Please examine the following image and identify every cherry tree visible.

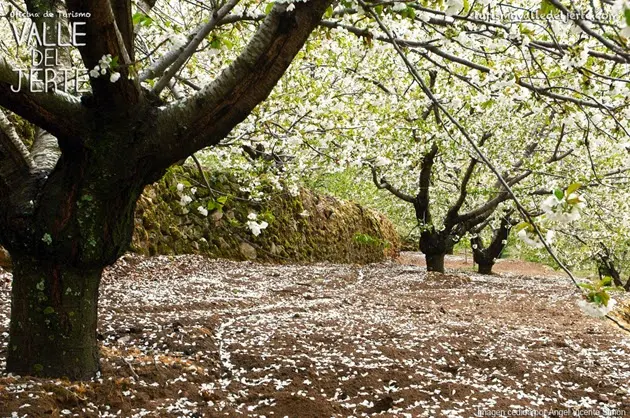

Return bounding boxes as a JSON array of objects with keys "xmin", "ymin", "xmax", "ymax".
[{"xmin": 0, "ymin": 0, "xmax": 332, "ymax": 379}]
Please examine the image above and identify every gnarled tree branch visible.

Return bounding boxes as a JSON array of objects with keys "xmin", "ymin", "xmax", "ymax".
[
  {"xmin": 0, "ymin": 57, "xmax": 87, "ymax": 144},
  {"xmin": 0, "ymin": 111, "xmax": 33, "ymax": 192},
  {"xmin": 371, "ymin": 166, "xmax": 415, "ymax": 203},
  {"xmin": 154, "ymin": 0, "xmax": 333, "ymax": 167}
]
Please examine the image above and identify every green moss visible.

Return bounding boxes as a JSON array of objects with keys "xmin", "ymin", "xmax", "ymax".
[
  {"xmin": 131, "ymin": 165, "xmax": 400, "ymax": 264},
  {"xmin": 6, "ymin": 112, "xmax": 36, "ymax": 149}
]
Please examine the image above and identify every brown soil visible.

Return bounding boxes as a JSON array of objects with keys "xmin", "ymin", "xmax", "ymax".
[
  {"xmin": 397, "ymin": 252, "xmax": 562, "ymax": 277},
  {"xmin": 1, "ymin": 253, "xmax": 629, "ymax": 417}
]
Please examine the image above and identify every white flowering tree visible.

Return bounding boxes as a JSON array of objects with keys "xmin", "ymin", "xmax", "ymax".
[
  {"xmin": 205, "ymin": 0, "xmax": 630, "ymax": 276},
  {"xmin": 0, "ymin": 0, "xmax": 332, "ymax": 379}
]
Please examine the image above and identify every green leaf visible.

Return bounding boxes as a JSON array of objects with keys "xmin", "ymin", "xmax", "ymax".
[
  {"xmin": 600, "ymin": 276, "xmax": 613, "ymax": 286},
  {"xmin": 132, "ymin": 12, "xmax": 146, "ymax": 25},
  {"xmin": 539, "ymin": 0, "xmax": 555, "ymax": 16},
  {"xmin": 625, "ymin": 8, "xmax": 630, "ymax": 26},
  {"xmin": 553, "ymin": 189, "xmax": 564, "ymax": 200},
  {"xmin": 591, "ymin": 293, "xmax": 602, "ymax": 305},
  {"xmin": 132, "ymin": 12, "xmax": 153, "ymax": 27},
  {"xmin": 265, "ymin": 2, "xmax": 274, "ymax": 14},
  {"xmin": 210, "ymin": 36, "xmax": 222, "ymax": 49},
  {"xmin": 566, "ymin": 182, "xmax": 581, "ymax": 196},
  {"xmin": 217, "ymin": 195, "xmax": 228, "ymax": 204},
  {"xmin": 514, "ymin": 222, "xmax": 530, "ymax": 233},
  {"xmin": 325, "ymin": 5, "xmax": 334, "ymax": 18},
  {"xmin": 110, "ymin": 55, "xmax": 120, "ymax": 70}
]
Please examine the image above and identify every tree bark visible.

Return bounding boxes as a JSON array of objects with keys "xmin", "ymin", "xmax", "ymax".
[
  {"xmin": 425, "ymin": 253, "xmax": 445, "ymax": 273},
  {"xmin": 477, "ymin": 262, "xmax": 494, "ymax": 275},
  {"xmin": 7, "ymin": 255, "xmax": 102, "ymax": 379},
  {"xmin": 2, "ymin": 125, "xmax": 146, "ymax": 378}
]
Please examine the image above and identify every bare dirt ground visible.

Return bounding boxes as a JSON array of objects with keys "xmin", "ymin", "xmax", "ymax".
[
  {"xmin": 397, "ymin": 252, "xmax": 563, "ymax": 278},
  {"xmin": 1, "ymin": 253, "xmax": 630, "ymax": 417}
]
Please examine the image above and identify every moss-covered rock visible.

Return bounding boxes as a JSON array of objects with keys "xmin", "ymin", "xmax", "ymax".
[{"xmin": 131, "ymin": 166, "xmax": 400, "ymax": 264}]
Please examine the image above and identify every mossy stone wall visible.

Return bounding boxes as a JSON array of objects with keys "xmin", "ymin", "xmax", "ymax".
[{"xmin": 131, "ymin": 166, "xmax": 400, "ymax": 264}]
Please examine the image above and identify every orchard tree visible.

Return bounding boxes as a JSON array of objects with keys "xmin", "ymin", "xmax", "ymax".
[
  {"xmin": 369, "ymin": 128, "xmax": 573, "ymax": 272},
  {"xmin": 470, "ymin": 213, "xmax": 515, "ymax": 275},
  {"xmin": 0, "ymin": 0, "xmax": 332, "ymax": 379}
]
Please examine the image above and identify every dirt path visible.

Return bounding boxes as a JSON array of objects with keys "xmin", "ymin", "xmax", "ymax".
[{"xmin": 1, "ymin": 254, "xmax": 629, "ymax": 417}]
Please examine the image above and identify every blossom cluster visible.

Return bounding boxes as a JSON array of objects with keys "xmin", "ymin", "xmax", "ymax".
[
  {"xmin": 89, "ymin": 54, "xmax": 121, "ymax": 83},
  {"xmin": 246, "ymin": 213, "xmax": 268, "ymax": 236},
  {"xmin": 541, "ymin": 193, "xmax": 586, "ymax": 224}
]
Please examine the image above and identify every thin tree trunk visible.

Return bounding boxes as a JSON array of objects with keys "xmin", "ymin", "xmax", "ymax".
[{"xmin": 7, "ymin": 255, "xmax": 102, "ymax": 379}]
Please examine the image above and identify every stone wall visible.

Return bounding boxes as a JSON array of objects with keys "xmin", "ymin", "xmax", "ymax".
[{"xmin": 131, "ymin": 166, "xmax": 400, "ymax": 264}]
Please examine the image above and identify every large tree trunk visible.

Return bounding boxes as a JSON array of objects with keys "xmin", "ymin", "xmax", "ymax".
[
  {"xmin": 419, "ymin": 231, "xmax": 450, "ymax": 274},
  {"xmin": 1, "ymin": 132, "xmax": 149, "ymax": 379},
  {"xmin": 425, "ymin": 253, "xmax": 445, "ymax": 273},
  {"xmin": 7, "ymin": 255, "xmax": 102, "ymax": 379}
]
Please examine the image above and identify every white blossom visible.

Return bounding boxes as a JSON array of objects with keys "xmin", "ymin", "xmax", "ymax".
[
  {"xmin": 197, "ymin": 206, "xmax": 208, "ymax": 216},
  {"xmin": 179, "ymin": 195, "xmax": 193, "ymax": 206},
  {"xmin": 89, "ymin": 66, "xmax": 100, "ymax": 78},
  {"xmin": 445, "ymin": 0, "xmax": 463, "ymax": 16},
  {"xmin": 517, "ymin": 228, "xmax": 554, "ymax": 249},
  {"xmin": 577, "ymin": 298, "xmax": 616, "ymax": 318},
  {"xmin": 374, "ymin": 156, "xmax": 391, "ymax": 167},
  {"xmin": 246, "ymin": 220, "xmax": 269, "ymax": 236}
]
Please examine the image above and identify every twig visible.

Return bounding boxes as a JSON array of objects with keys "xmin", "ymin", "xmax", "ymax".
[
  {"xmin": 122, "ymin": 357, "xmax": 140, "ymax": 381},
  {"xmin": 191, "ymin": 154, "xmax": 215, "ymax": 198}
]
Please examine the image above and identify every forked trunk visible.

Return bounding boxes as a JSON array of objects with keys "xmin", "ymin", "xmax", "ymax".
[
  {"xmin": 7, "ymin": 255, "xmax": 102, "ymax": 379},
  {"xmin": 419, "ymin": 230, "xmax": 453, "ymax": 274},
  {"xmin": 471, "ymin": 220, "xmax": 510, "ymax": 276}
]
